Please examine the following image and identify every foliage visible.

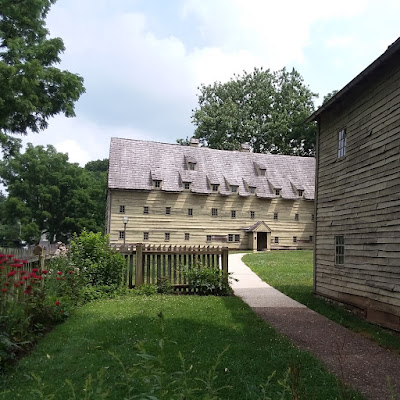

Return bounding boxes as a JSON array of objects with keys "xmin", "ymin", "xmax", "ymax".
[
  {"xmin": 0, "ymin": 0, "xmax": 85, "ymax": 147},
  {"xmin": 243, "ymin": 250, "xmax": 400, "ymax": 354},
  {"xmin": 184, "ymin": 263, "xmax": 233, "ymax": 296},
  {"xmin": 69, "ymin": 230, "xmax": 125, "ymax": 286},
  {"xmin": 322, "ymin": 90, "xmax": 339, "ymax": 104},
  {"xmin": 0, "ymin": 145, "xmax": 106, "ymax": 243},
  {"xmin": 187, "ymin": 67, "xmax": 317, "ymax": 156}
]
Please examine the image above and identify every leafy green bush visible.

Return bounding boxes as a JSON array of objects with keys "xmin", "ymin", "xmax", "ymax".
[
  {"xmin": 69, "ymin": 230, "xmax": 125, "ymax": 286},
  {"xmin": 184, "ymin": 263, "xmax": 233, "ymax": 296}
]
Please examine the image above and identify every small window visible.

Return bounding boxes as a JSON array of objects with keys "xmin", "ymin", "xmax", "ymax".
[
  {"xmin": 338, "ymin": 129, "xmax": 347, "ymax": 158},
  {"xmin": 335, "ymin": 235, "xmax": 345, "ymax": 265},
  {"xmin": 144, "ymin": 206, "xmax": 149, "ymax": 214},
  {"xmin": 212, "ymin": 184, "xmax": 219, "ymax": 192},
  {"xmin": 119, "ymin": 205, "xmax": 125, "ymax": 213},
  {"xmin": 298, "ymin": 190, "xmax": 304, "ymax": 197},
  {"xmin": 188, "ymin": 208, "xmax": 193, "ymax": 216},
  {"xmin": 165, "ymin": 207, "xmax": 171, "ymax": 215},
  {"xmin": 228, "ymin": 234, "xmax": 234, "ymax": 242},
  {"xmin": 274, "ymin": 212, "xmax": 278, "ymax": 220},
  {"xmin": 274, "ymin": 237, "xmax": 279, "ymax": 244},
  {"xmin": 184, "ymin": 182, "xmax": 191, "ymax": 190},
  {"xmin": 250, "ymin": 211, "xmax": 255, "ymax": 219},
  {"xmin": 231, "ymin": 185, "xmax": 238, "ymax": 193},
  {"xmin": 231, "ymin": 210, "xmax": 236, "ymax": 218},
  {"xmin": 154, "ymin": 180, "xmax": 161, "ymax": 188},
  {"xmin": 295, "ymin": 213, "xmax": 299, "ymax": 221},
  {"xmin": 259, "ymin": 169, "xmax": 266, "ymax": 176},
  {"xmin": 119, "ymin": 231, "xmax": 125, "ymax": 240},
  {"xmin": 188, "ymin": 162, "xmax": 196, "ymax": 170},
  {"xmin": 293, "ymin": 236, "xmax": 297, "ymax": 243},
  {"xmin": 275, "ymin": 189, "xmax": 281, "ymax": 196},
  {"xmin": 212, "ymin": 208, "xmax": 218, "ymax": 217},
  {"xmin": 249, "ymin": 186, "xmax": 256, "ymax": 194},
  {"xmin": 143, "ymin": 232, "xmax": 149, "ymax": 241},
  {"xmin": 165, "ymin": 232, "xmax": 170, "ymax": 241},
  {"xmin": 234, "ymin": 234, "xmax": 240, "ymax": 242},
  {"xmin": 185, "ymin": 233, "xmax": 190, "ymax": 241},
  {"xmin": 312, "ymin": 214, "xmax": 315, "ymax": 221},
  {"xmin": 309, "ymin": 235, "xmax": 313, "ymax": 242},
  {"xmin": 206, "ymin": 235, "xmax": 212, "ymax": 242}
]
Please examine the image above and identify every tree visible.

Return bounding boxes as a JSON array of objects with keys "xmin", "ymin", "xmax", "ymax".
[
  {"xmin": 322, "ymin": 90, "xmax": 339, "ymax": 104},
  {"xmin": 0, "ymin": 0, "xmax": 85, "ymax": 146},
  {"xmin": 0, "ymin": 144, "xmax": 103, "ymax": 244},
  {"xmin": 188, "ymin": 67, "xmax": 317, "ymax": 156}
]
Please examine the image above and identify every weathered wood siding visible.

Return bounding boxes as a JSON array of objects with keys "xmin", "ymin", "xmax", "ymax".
[
  {"xmin": 315, "ymin": 51, "xmax": 400, "ymax": 330},
  {"xmin": 108, "ymin": 190, "xmax": 314, "ymax": 250}
]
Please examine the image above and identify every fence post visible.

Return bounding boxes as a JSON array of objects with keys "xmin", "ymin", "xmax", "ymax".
[
  {"xmin": 128, "ymin": 251, "xmax": 134, "ymax": 289},
  {"xmin": 135, "ymin": 243, "xmax": 144, "ymax": 287},
  {"xmin": 222, "ymin": 247, "xmax": 229, "ymax": 282}
]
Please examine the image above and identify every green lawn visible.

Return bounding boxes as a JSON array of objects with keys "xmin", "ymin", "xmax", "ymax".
[
  {"xmin": 1, "ymin": 295, "xmax": 362, "ymax": 400},
  {"xmin": 243, "ymin": 250, "xmax": 400, "ymax": 354}
]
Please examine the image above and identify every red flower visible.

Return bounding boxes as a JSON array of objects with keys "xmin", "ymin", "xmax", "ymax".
[
  {"xmin": 7, "ymin": 270, "xmax": 16, "ymax": 277},
  {"xmin": 55, "ymin": 301, "xmax": 60, "ymax": 306},
  {"xmin": 68, "ymin": 270, "xmax": 74, "ymax": 274},
  {"xmin": 3, "ymin": 282, "xmax": 10, "ymax": 286},
  {"xmin": 7, "ymin": 254, "xmax": 14, "ymax": 258},
  {"xmin": 22, "ymin": 259, "xmax": 28, "ymax": 264},
  {"xmin": 22, "ymin": 276, "xmax": 29, "ymax": 280},
  {"xmin": 1, "ymin": 288, "xmax": 7, "ymax": 293},
  {"xmin": 13, "ymin": 258, "xmax": 20, "ymax": 262},
  {"xmin": 29, "ymin": 272, "xmax": 36, "ymax": 278},
  {"xmin": 36, "ymin": 276, "xmax": 43, "ymax": 280},
  {"xmin": 14, "ymin": 283, "xmax": 20, "ymax": 288},
  {"xmin": 42, "ymin": 270, "xmax": 49, "ymax": 275},
  {"xmin": 24, "ymin": 289, "xmax": 31, "ymax": 294},
  {"xmin": 56, "ymin": 271, "xmax": 63, "ymax": 275},
  {"xmin": 32, "ymin": 268, "xmax": 39, "ymax": 273},
  {"xmin": 56, "ymin": 277, "xmax": 60, "ymax": 280},
  {"xmin": 20, "ymin": 270, "xmax": 27, "ymax": 275},
  {"xmin": 0, "ymin": 266, "xmax": 4, "ymax": 271}
]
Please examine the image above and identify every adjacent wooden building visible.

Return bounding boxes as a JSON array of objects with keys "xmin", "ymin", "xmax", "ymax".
[
  {"xmin": 106, "ymin": 138, "xmax": 315, "ymax": 250},
  {"xmin": 308, "ymin": 38, "xmax": 400, "ymax": 330}
]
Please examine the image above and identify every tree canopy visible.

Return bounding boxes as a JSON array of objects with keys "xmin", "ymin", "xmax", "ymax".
[
  {"xmin": 186, "ymin": 67, "xmax": 317, "ymax": 156},
  {"xmin": 0, "ymin": 145, "xmax": 106, "ymax": 244},
  {"xmin": 0, "ymin": 0, "xmax": 85, "ymax": 146}
]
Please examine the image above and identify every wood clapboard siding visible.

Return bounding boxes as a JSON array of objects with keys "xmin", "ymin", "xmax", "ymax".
[
  {"xmin": 108, "ymin": 190, "xmax": 314, "ymax": 250},
  {"xmin": 314, "ymin": 48, "xmax": 400, "ymax": 329}
]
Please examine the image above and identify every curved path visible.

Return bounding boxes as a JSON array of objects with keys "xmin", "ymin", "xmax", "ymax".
[{"xmin": 229, "ymin": 253, "xmax": 400, "ymax": 400}]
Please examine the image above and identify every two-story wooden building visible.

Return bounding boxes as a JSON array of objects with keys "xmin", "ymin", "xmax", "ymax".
[
  {"xmin": 106, "ymin": 138, "xmax": 315, "ymax": 250},
  {"xmin": 308, "ymin": 37, "xmax": 400, "ymax": 330}
]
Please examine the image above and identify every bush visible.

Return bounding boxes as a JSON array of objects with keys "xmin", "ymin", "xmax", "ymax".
[
  {"xmin": 69, "ymin": 230, "xmax": 125, "ymax": 286},
  {"xmin": 184, "ymin": 263, "xmax": 233, "ymax": 296}
]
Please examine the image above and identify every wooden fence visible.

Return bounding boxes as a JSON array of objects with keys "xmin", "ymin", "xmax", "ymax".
[{"xmin": 114, "ymin": 244, "xmax": 229, "ymax": 290}]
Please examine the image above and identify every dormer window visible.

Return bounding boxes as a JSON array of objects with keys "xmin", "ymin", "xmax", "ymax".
[
  {"xmin": 212, "ymin": 184, "xmax": 219, "ymax": 192},
  {"xmin": 188, "ymin": 162, "xmax": 196, "ymax": 171},
  {"xmin": 259, "ymin": 168, "xmax": 266, "ymax": 176},
  {"xmin": 249, "ymin": 186, "xmax": 256, "ymax": 194},
  {"xmin": 275, "ymin": 189, "xmax": 281, "ymax": 196},
  {"xmin": 298, "ymin": 189, "xmax": 304, "ymax": 197},
  {"xmin": 154, "ymin": 180, "xmax": 162, "ymax": 188},
  {"xmin": 184, "ymin": 182, "xmax": 191, "ymax": 190},
  {"xmin": 231, "ymin": 185, "xmax": 238, "ymax": 193}
]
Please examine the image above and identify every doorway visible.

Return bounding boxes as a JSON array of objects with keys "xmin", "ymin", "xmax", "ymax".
[{"xmin": 257, "ymin": 232, "xmax": 268, "ymax": 251}]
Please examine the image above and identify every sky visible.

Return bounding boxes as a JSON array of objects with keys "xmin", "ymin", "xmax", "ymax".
[{"xmin": 18, "ymin": 0, "xmax": 400, "ymax": 166}]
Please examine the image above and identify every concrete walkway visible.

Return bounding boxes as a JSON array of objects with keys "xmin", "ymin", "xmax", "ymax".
[{"xmin": 229, "ymin": 253, "xmax": 400, "ymax": 400}]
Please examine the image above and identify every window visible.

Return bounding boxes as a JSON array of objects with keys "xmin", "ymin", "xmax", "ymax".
[
  {"xmin": 154, "ymin": 180, "xmax": 161, "ymax": 188},
  {"xmin": 185, "ymin": 233, "xmax": 190, "ymax": 241},
  {"xmin": 249, "ymin": 186, "xmax": 256, "ymax": 194},
  {"xmin": 338, "ymin": 129, "xmax": 347, "ymax": 158},
  {"xmin": 165, "ymin": 232, "xmax": 170, "ymax": 241},
  {"xmin": 309, "ymin": 235, "xmax": 313, "ymax": 242},
  {"xmin": 250, "ymin": 211, "xmax": 255, "ymax": 219},
  {"xmin": 143, "ymin": 206, "xmax": 149, "ymax": 214},
  {"xmin": 259, "ymin": 168, "xmax": 266, "ymax": 176},
  {"xmin": 143, "ymin": 232, "xmax": 149, "ymax": 241},
  {"xmin": 212, "ymin": 184, "xmax": 219, "ymax": 192},
  {"xmin": 275, "ymin": 189, "xmax": 281, "ymax": 196},
  {"xmin": 184, "ymin": 182, "xmax": 191, "ymax": 190},
  {"xmin": 165, "ymin": 207, "xmax": 171, "ymax": 215},
  {"xmin": 293, "ymin": 236, "xmax": 297, "ymax": 243},
  {"xmin": 212, "ymin": 208, "xmax": 218, "ymax": 217},
  {"xmin": 295, "ymin": 213, "xmax": 299, "ymax": 221},
  {"xmin": 206, "ymin": 235, "xmax": 212, "ymax": 242},
  {"xmin": 228, "ymin": 234, "xmax": 234, "ymax": 242},
  {"xmin": 188, "ymin": 162, "xmax": 196, "ymax": 170},
  {"xmin": 188, "ymin": 208, "xmax": 193, "ymax": 216},
  {"xmin": 234, "ymin": 234, "xmax": 240, "ymax": 242},
  {"xmin": 119, "ymin": 205, "xmax": 125, "ymax": 213},
  {"xmin": 231, "ymin": 210, "xmax": 236, "ymax": 218},
  {"xmin": 119, "ymin": 231, "xmax": 125, "ymax": 240},
  {"xmin": 335, "ymin": 235, "xmax": 345, "ymax": 265},
  {"xmin": 298, "ymin": 190, "xmax": 304, "ymax": 197},
  {"xmin": 231, "ymin": 185, "xmax": 238, "ymax": 193},
  {"xmin": 274, "ymin": 237, "xmax": 279, "ymax": 244},
  {"xmin": 274, "ymin": 212, "xmax": 278, "ymax": 220}
]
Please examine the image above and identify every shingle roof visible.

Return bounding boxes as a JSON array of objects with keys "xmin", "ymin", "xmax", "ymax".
[{"xmin": 108, "ymin": 138, "xmax": 315, "ymax": 200}]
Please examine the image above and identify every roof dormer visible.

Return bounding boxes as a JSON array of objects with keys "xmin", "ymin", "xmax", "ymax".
[{"xmin": 254, "ymin": 162, "xmax": 267, "ymax": 177}]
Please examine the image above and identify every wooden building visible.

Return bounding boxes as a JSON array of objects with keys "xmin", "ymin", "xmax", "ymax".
[
  {"xmin": 307, "ymin": 38, "xmax": 400, "ymax": 330},
  {"xmin": 106, "ymin": 138, "xmax": 315, "ymax": 250}
]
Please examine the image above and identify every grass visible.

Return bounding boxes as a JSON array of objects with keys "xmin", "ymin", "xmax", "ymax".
[
  {"xmin": 243, "ymin": 250, "xmax": 400, "ymax": 354},
  {"xmin": 0, "ymin": 294, "xmax": 363, "ymax": 399}
]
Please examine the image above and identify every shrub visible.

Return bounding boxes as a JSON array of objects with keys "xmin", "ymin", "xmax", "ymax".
[{"xmin": 69, "ymin": 230, "xmax": 125, "ymax": 286}]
